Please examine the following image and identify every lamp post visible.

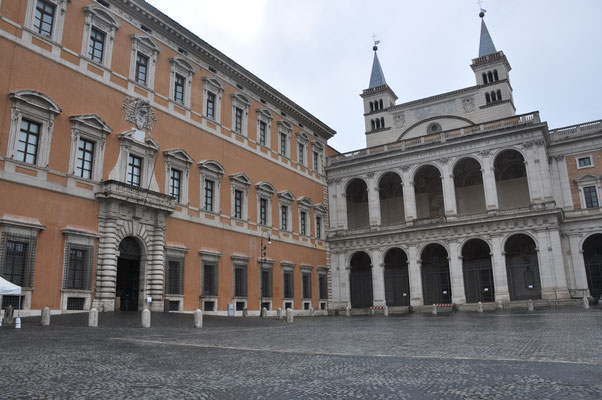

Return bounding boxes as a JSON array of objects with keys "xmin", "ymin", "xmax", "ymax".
[{"xmin": 259, "ymin": 230, "xmax": 271, "ymax": 314}]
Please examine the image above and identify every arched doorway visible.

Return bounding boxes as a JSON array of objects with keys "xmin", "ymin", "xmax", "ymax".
[
  {"xmin": 505, "ymin": 234, "xmax": 542, "ymax": 300},
  {"xmin": 583, "ymin": 234, "xmax": 602, "ymax": 300},
  {"xmin": 454, "ymin": 158, "xmax": 486, "ymax": 214},
  {"xmin": 379, "ymin": 172, "xmax": 404, "ymax": 225},
  {"xmin": 414, "ymin": 166, "xmax": 444, "ymax": 218},
  {"xmin": 494, "ymin": 150, "xmax": 530, "ymax": 209},
  {"xmin": 116, "ymin": 237, "xmax": 142, "ymax": 311},
  {"xmin": 421, "ymin": 244, "xmax": 451, "ymax": 304},
  {"xmin": 346, "ymin": 179, "xmax": 369, "ymax": 230},
  {"xmin": 384, "ymin": 248, "xmax": 410, "ymax": 306},
  {"xmin": 349, "ymin": 252, "xmax": 373, "ymax": 308},
  {"xmin": 462, "ymin": 239, "xmax": 495, "ymax": 303}
]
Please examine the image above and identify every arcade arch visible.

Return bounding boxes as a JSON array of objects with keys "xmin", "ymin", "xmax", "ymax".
[
  {"xmin": 494, "ymin": 150, "xmax": 530, "ymax": 209},
  {"xmin": 346, "ymin": 179, "xmax": 369, "ymax": 229},
  {"xmin": 505, "ymin": 234, "xmax": 542, "ymax": 300},
  {"xmin": 453, "ymin": 158, "xmax": 486, "ymax": 214},
  {"xmin": 414, "ymin": 165, "xmax": 444, "ymax": 218},
  {"xmin": 384, "ymin": 248, "xmax": 410, "ymax": 306},
  {"xmin": 379, "ymin": 172, "xmax": 405, "ymax": 225},
  {"xmin": 420, "ymin": 243, "xmax": 451, "ymax": 304},
  {"xmin": 583, "ymin": 234, "xmax": 602, "ymax": 300},
  {"xmin": 349, "ymin": 251, "xmax": 373, "ymax": 308},
  {"xmin": 462, "ymin": 239, "xmax": 494, "ymax": 303}
]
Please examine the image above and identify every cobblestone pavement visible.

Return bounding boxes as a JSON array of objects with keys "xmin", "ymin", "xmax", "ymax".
[{"xmin": 0, "ymin": 308, "xmax": 601, "ymax": 399}]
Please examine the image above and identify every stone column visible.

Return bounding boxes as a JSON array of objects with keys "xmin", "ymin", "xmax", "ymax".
[
  {"xmin": 407, "ymin": 245, "xmax": 423, "ymax": 306},
  {"xmin": 331, "ymin": 252, "xmax": 350, "ymax": 309},
  {"xmin": 441, "ymin": 162, "xmax": 457, "ymax": 217},
  {"xmin": 568, "ymin": 234, "xmax": 589, "ymax": 292},
  {"xmin": 366, "ymin": 174, "xmax": 381, "ymax": 227},
  {"xmin": 338, "ymin": 183, "xmax": 348, "ymax": 231},
  {"xmin": 536, "ymin": 142, "xmax": 554, "ymax": 201},
  {"xmin": 147, "ymin": 215, "xmax": 167, "ymax": 312},
  {"xmin": 536, "ymin": 229, "xmax": 557, "ymax": 299},
  {"xmin": 93, "ymin": 206, "xmax": 120, "ymax": 312},
  {"xmin": 524, "ymin": 144, "xmax": 543, "ymax": 203},
  {"xmin": 448, "ymin": 241, "xmax": 466, "ymax": 304},
  {"xmin": 491, "ymin": 235, "xmax": 510, "ymax": 301},
  {"xmin": 370, "ymin": 248, "xmax": 385, "ymax": 306},
  {"xmin": 401, "ymin": 169, "xmax": 416, "ymax": 222},
  {"xmin": 480, "ymin": 151, "xmax": 499, "ymax": 211},
  {"xmin": 547, "ymin": 229, "xmax": 570, "ymax": 299}
]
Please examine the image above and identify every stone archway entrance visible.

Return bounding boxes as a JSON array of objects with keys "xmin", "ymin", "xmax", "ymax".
[
  {"xmin": 384, "ymin": 248, "xmax": 410, "ymax": 306},
  {"xmin": 462, "ymin": 239, "xmax": 495, "ymax": 303},
  {"xmin": 116, "ymin": 237, "xmax": 141, "ymax": 311},
  {"xmin": 583, "ymin": 234, "xmax": 602, "ymax": 300},
  {"xmin": 505, "ymin": 234, "xmax": 542, "ymax": 300},
  {"xmin": 421, "ymin": 244, "xmax": 451, "ymax": 304},
  {"xmin": 349, "ymin": 252, "xmax": 373, "ymax": 308}
]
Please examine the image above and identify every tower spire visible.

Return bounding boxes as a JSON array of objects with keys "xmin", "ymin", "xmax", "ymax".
[
  {"xmin": 478, "ymin": 9, "xmax": 497, "ymax": 57},
  {"xmin": 368, "ymin": 39, "xmax": 386, "ymax": 88}
]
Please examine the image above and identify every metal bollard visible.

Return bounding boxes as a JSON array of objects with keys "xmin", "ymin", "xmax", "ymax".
[
  {"xmin": 432, "ymin": 304, "xmax": 438, "ymax": 315},
  {"xmin": 41, "ymin": 306, "xmax": 51, "ymax": 326},
  {"xmin": 15, "ymin": 317, "xmax": 21, "ymax": 329},
  {"xmin": 286, "ymin": 308, "xmax": 294, "ymax": 323},
  {"xmin": 527, "ymin": 299, "xmax": 534, "ymax": 312},
  {"xmin": 141, "ymin": 307, "xmax": 151, "ymax": 328},
  {"xmin": 583, "ymin": 295, "xmax": 590, "ymax": 310},
  {"xmin": 88, "ymin": 308, "xmax": 98, "ymax": 327},
  {"xmin": 477, "ymin": 301, "xmax": 483, "ymax": 313},
  {"xmin": 194, "ymin": 309, "xmax": 203, "ymax": 328}
]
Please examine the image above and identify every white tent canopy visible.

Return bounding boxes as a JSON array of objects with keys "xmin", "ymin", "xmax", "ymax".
[{"xmin": 0, "ymin": 276, "xmax": 21, "ymax": 295}]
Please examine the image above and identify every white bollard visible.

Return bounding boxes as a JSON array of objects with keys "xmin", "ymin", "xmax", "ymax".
[
  {"xmin": 41, "ymin": 306, "xmax": 51, "ymax": 326},
  {"xmin": 15, "ymin": 317, "xmax": 21, "ymax": 329},
  {"xmin": 88, "ymin": 308, "xmax": 98, "ymax": 327},
  {"xmin": 432, "ymin": 304, "xmax": 438, "ymax": 315},
  {"xmin": 277, "ymin": 308, "xmax": 282, "ymax": 320},
  {"xmin": 345, "ymin": 304, "xmax": 351, "ymax": 317},
  {"xmin": 242, "ymin": 308, "xmax": 248, "ymax": 318},
  {"xmin": 194, "ymin": 309, "xmax": 203, "ymax": 328},
  {"xmin": 497, "ymin": 300, "xmax": 504, "ymax": 311},
  {"xmin": 286, "ymin": 308, "xmax": 294, "ymax": 323},
  {"xmin": 384, "ymin": 306, "xmax": 389, "ymax": 317},
  {"xmin": 369, "ymin": 307, "xmax": 375, "ymax": 316},
  {"xmin": 261, "ymin": 307, "xmax": 268, "ymax": 318},
  {"xmin": 477, "ymin": 301, "xmax": 483, "ymax": 313},
  {"xmin": 141, "ymin": 307, "xmax": 151, "ymax": 328},
  {"xmin": 0, "ymin": 316, "xmax": 3, "ymax": 327},
  {"xmin": 583, "ymin": 295, "xmax": 590, "ymax": 310},
  {"xmin": 527, "ymin": 299, "xmax": 534, "ymax": 312},
  {"xmin": 310, "ymin": 307, "xmax": 315, "ymax": 317}
]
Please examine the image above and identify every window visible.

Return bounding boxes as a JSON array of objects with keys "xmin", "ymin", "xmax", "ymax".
[
  {"xmin": 207, "ymin": 92, "xmax": 216, "ymax": 119},
  {"xmin": 427, "ymin": 122, "xmax": 442, "ymax": 134},
  {"xmin": 34, "ymin": 0, "xmax": 55, "ymax": 37},
  {"xmin": 256, "ymin": 181, "xmax": 276, "ymax": 227},
  {"xmin": 68, "ymin": 114, "xmax": 111, "ymax": 182},
  {"xmin": 280, "ymin": 133, "xmax": 288, "ymax": 157},
  {"xmin": 17, "ymin": 119, "xmax": 40, "ymax": 165},
  {"xmin": 170, "ymin": 57, "xmax": 196, "ymax": 107},
  {"xmin": 203, "ymin": 263, "xmax": 218, "ymax": 296},
  {"xmin": 174, "ymin": 74, "xmax": 185, "ymax": 104},
  {"xmin": 88, "ymin": 27, "xmax": 105, "ymax": 63},
  {"xmin": 256, "ymin": 109, "xmax": 273, "ymax": 148},
  {"xmin": 81, "ymin": 6, "xmax": 120, "ymax": 68},
  {"xmin": 233, "ymin": 263, "xmax": 247, "ymax": 297},
  {"xmin": 135, "ymin": 53, "xmax": 149, "ymax": 85},
  {"xmin": 260, "ymin": 198, "xmax": 268, "ymax": 225},
  {"xmin": 127, "ymin": 155, "xmax": 142, "ymax": 187},
  {"xmin": 165, "ymin": 259, "xmax": 184, "ymax": 295},
  {"xmin": 231, "ymin": 93, "xmax": 251, "ymax": 136},
  {"xmin": 577, "ymin": 156, "xmax": 593, "ymax": 169},
  {"xmin": 170, "ymin": 169, "xmax": 181, "ymax": 202},
  {"xmin": 319, "ymin": 272, "xmax": 328, "ymax": 300},
  {"xmin": 485, "ymin": 92, "xmax": 491, "ymax": 103},
  {"xmin": 302, "ymin": 270, "xmax": 312, "ymax": 299},
  {"xmin": 313, "ymin": 151, "xmax": 319, "ymax": 172},
  {"xmin": 199, "ymin": 160, "xmax": 225, "ymax": 214},
  {"xmin": 205, "ymin": 180, "xmax": 214, "ymax": 211},
  {"xmin": 164, "ymin": 149, "xmax": 193, "ymax": 206},
  {"xmin": 75, "ymin": 139, "xmax": 94, "ymax": 179},
  {"xmin": 230, "ymin": 173, "xmax": 252, "ymax": 221},
  {"xmin": 234, "ymin": 189, "xmax": 243, "ymax": 219},
  {"xmin": 7, "ymin": 90, "xmax": 61, "ymax": 170},
  {"xmin": 314, "ymin": 203, "xmax": 327, "ymax": 240},
  {"xmin": 584, "ymin": 186, "xmax": 599, "ymax": 208},
  {"xmin": 300, "ymin": 211, "xmax": 307, "ymax": 235},
  {"xmin": 278, "ymin": 190, "xmax": 295, "ymax": 232},
  {"xmin": 298, "ymin": 143, "xmax": 305, "ymax": 165},
  {"xmin": 297, "ymin": 197, "xmax": 312, "ymax": 236},
  {"xmin": 1, "ymin": 231, "xmax": 38, "ymax": 289},
  {"xmin": 283, "ymin": 268, "xmax": 294, "ymax": 299},
  {"xmin": 281, "ymin": 205, "xmax": 288, "ymax": 231},
  {"xmin": 129, "ymin": 35, "xmax": 161, "ymax": 89},
  {"xmin": 278, "ymin": 120, "xmax": 293, "ymax": 158},
  {"xmin": 316, "ymin": 216, "xmax": 322, "ymax": 239},
  {"xmin": 64, "ymin": 246, "xmax": 93, "ymax": 290},
  {"xmin": 203, "ymin": 77, "xmax": 225, "ymax": 122},
  {"xmin": 261, "ymin": 265, "xmax": 272, "ymax": 298}
]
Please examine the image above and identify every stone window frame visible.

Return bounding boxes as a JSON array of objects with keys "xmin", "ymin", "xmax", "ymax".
[
  {"xmin": 80, "ymin": 6, "xmax": 120, "ymax": 69},
  {"xmin": 255, "ymin": 181, "xmax": 276, "ymax": 227},
  {"xmin": 301, "ymin": 265, "xmax": 312, "ymax": 300},
  {"xmin": 0, "ymin": 215, "xmax": 45, "ymax": 312},
  {"xmin": 576, "ymin": 155, "xmax": 594, "ymax": 170},
  {"xmin": 198, "ymin": 160, "xmax": 225, "ymax": 214},
  {"xmin": 67, "ymin": 114, "xmax": 112, "ymax": 183},
  {"xmin": 278, "ymin": 190, "xmax": 295, "ymax": 232},
  {"xmin": 229, "ymin": 173, "xmax": 252, "ymax": 221},
  {"xmin": 231, "ymin": 93, "xmax": 251, "ymax": 137},
  {"xmin": 318, "ymin": 267, "xmax": 328, "ymax": 301},
  {"xmin": 281, "ymin": 262, "xmax": 295, "ymax": 301},
  {"xmin": 259, "ymin": 259, "xmax": 274, "ymax": 307},
  {"xmin": 129, "ymin": 35, "xmax": 161, "ymax": 90},
  {"xmin": 169, "ymin": 56, "xmax": 196, "ymax": 108},
  {"xmin": 297, "ymin": 196, "xmax": 313, "ymax": 237},
  {"xmin": 311, "ymin": 141, "xmax": 325, "ymax": 174},
  {"xmin": 575, "ymin": 174, "xmax": 602, "ymax": 209},
  {"xmin": 108, "ymin": 130, "xmax": 160, "ymax": 191},
  {"xmin": 277, "ymin": 120, "xmax": 293, "ymax": 158},
  {"xmin": 202, "ymin": 76, "xmax": 225, "ymax": 122},
  {"xmin": 296, "ymin": 132, "xmax": 310, "ymax": 167},
  {"xmin": 24, "ymin": 0, "xmax": 69, "ymax": 44},
  {"xmin": 231, "ymin": 255, "xmax": 249, "ymax": 300},
  {"xmin": 163, "ymin": 149, "xmax": 194, "ymax": 206},
  {"xmin": 6, "ymin": 90, "xmax": 62, "ymax": 171},
  {"xmin": 164, "ymin": 245, "xmax": 188, "ymax": 312},
  {"xmin": 256, "ymin": 108, "xmax": 273, "ymax": 148},
  {"xmin": 313, "ymin": 203, "xmax": 327, "ymax": 240},
  {"xmin": 60, "ymin": 226, "xmax": 98, "ymax": 311},
  {"xmin": 199, "ymin": 249, "xmax": 221, "ymax": 307}
]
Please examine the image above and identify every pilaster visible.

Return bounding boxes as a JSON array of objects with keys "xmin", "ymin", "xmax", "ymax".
[
  {"xmin": 366, "ymin": 174, "xmax": 381, "ymax": 227},
  {"xmin": 370, "ymin": 248, "xmax": 385, "ymax": 306},
  {"xmin": 448, "ymin": 241, "xmax": 466, "ymax": 304},
  {"xmin": 568, "ymin": 234, "xmax": 589, "ymax": 291},
  {"xmin": 491, "ymin": 235, "xmax": 510, "ymax": 301},
  {"xmin": 480, "ymin": 151, "xmax": 499, "ymax": 210},
  {"xmin": 407, "ymin": 245, "xmax": 423, "ymax": 306},
  {"xmin": 401, "ymin": 169, "xmax": 417, "ymax": 221},
  {"xmin": 441, "ymin": 163, "xmax": 457, "ymax": 216}
]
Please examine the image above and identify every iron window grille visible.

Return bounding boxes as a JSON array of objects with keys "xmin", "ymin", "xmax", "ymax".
[
  {"xmin": 67, "ymin": 297, "xmax": 85, "ymax": 311},
  {"xmin": 76, "ymin": 139, "xmax": 94, "ymax": 179},
  {"xmin": 1, "ymin": 295, "xmax": 24, "ymax": 310},
  {"xmin": 34, "ymin": 0, "xmax": 55, "ymax": 37},
  {"xmin": 203, "ymin": 263, "xmax": 218, "ymax": 296},
  {"xmin": 1, "ymin": 232, "xmax": 37, "ymax": 288},
  {"xmin": 302, "ymin": 272, "xmax": 312, "ymax": 299},
  {"xmin": 233, "ymin": 264, "xmax": 247, "ymax": 297},
  {"xmin": 135, "ymin": 53, "xmax": 149, "ymax": 85},
  {"xmin": 88, "ymin": 27, "xmax": 105, "ymax": 63},
  {"xmin": 17, "ymin": 119, "xmax": 40, "ymax": 165},
  {"xmin": 165, "ymin": 258, "xmax": 184, "ymax": 295},
  {"xmin": 319, "ymin": 274, "xmax": 328, "ymax": 300},
  {"xmin": 283, "ymin": 270, "xmax": 294, "ymax": 299},
  {"xmin": 261, "ymin": 266, "xmax": 272, "ymax": 298},
  {"xmin": 63, "ymin": 244, "xmax": 94, "ymax": 290}
]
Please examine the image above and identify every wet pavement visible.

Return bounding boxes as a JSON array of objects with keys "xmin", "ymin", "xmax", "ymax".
[{"xmin": 0, "ymin": 308, "xmax": 601, "ymax": 399}]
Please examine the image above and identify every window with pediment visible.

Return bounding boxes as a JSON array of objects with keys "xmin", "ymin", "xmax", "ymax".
[
  {"xmin": 203, "ymin": 76, "xmax": 225, "ymax": 122},
  {"xmin": 278, "ymin": 120, "xmax": 292, "ymax": 158},
  {"xmin": 230, "ymin": 173, "xmax": 252, "ymax": 221},
  {"xmin": 575, "ymin": 174, "xmax": 602, "ymax": 210},
  {"xmin": 107, "ymin": 130, "xmax": 159, "ymax": 191},
  {"xmin": 231, "ymin": 93, "xmax": 251, "ymax": 136},
  {"xmin": 311, "ymin": 141, "xmax": 324, "ymax": 174},
  {"xmin": 256, "ymin": 108, "xmax": 273, "ymax": 148},
  {"xmin": 278, "ymin": 190, "xmax": 295, "ymax": 232},
  {"xmin": 24, "ymin": 0, "xmax": 69, "ymax": 43},
  {"xmin": 80, "ymin": 6, "xmax": 120, "ymax": 68},
  {"xmin": 68, "ymin": 114, "xmax": 112, "ymax": 182},
  {"xmin": 296, "ymin": 132, "xmax": 309, "ymax": 167},
  {"xmin": 164, "ymin": 149, "xmax": 193, "ymax": 205},
  {"xmin": 313, "ymin": 203, "xmax": 327, "ymax": 240},
  {"xmin": 198, "ymin": 160, "xmax": 225, "ymax": 214},
  {"xmin": 256, "ymin": 182, "xmax": 276, "ymax": 227},
  {"xmin": 297, "ymin": 197, "xmax": 313, "ymax": 236},
  {"xmin": 169, "ymin": 57, "xmax": 196, "ymax": 107},
  {"xmin": 129, "ymin": 35, "xmax": 160, "ymax": 89}
]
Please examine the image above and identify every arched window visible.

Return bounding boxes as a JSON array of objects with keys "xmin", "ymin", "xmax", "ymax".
[
  {"xmin": 491, "ymin": 91, "xmax": 497, "ymax": 102},
  {"xmin": 487, "ymin": 71, "xmax": 493, "ymax": 83},
  {"xmin": 379, "ymin": 99, "xmax": 383, "ymax": 110},
  {"xmin": 369, "ymin": 101, "xmax": 374, "ymax": 112},
  {"xmin": 485, "ymin": 93, "xmax": 491, "ymax": 103},
  {"xmin": 482, "ymin": 73, "xmax": 488, "ymax": 84},
  {"xmin": 375, "ymin": 119, "xmax": 381, "ymax": 129},
  {"xmin": 380, "ymin": 117, "xmax": 385, "ymax": 128},
  {"xmin": 493, "ymin": 70, "xmax": 499, "ymax": 81},
  {"xmin": 371, "ymin": 120, "xmax": 375, "ymax": 130},
  {"xmin": 496, "ymin": 90, "xmax": 502, "ymax": 101}
]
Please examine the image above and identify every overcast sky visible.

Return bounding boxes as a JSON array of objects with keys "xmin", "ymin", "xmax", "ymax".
[{"xmin": 146, "ymin": 0, "xmax": 602, "ymax": 154}]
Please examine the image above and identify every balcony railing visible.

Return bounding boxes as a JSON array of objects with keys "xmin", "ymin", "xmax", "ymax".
[
  {"xmin": 96, "ymin": 180, "xmax": 176, "ymax": 212},
  {"xmin": 548, "ymin": 119, "xmax": 602, "ymax": 141},
  {"xmin": 328, "ymin": 112, "xmax": 541, "ymax": 166}
]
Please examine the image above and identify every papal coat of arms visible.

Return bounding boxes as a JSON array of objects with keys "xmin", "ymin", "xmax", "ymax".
[
  {"xmin": 462, "ymin": 96, "xmax": 475, "ymax": 113},
  {"xmin": 393, "ymin": 112, "xmax": 405, "ymax": 128},
  {"xmin": 122, "ymin": 96, "xmax": 157, "ymax": 131}
]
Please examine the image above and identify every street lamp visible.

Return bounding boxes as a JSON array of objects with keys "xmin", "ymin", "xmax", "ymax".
[{"xmin": 259, "ymin": 230, "xmax": 271, "ymax": 315}]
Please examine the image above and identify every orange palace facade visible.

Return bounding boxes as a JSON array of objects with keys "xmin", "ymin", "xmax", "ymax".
[{"xmin": 0, "ymin": 0, "xmax": 336, "ymax": 315}]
